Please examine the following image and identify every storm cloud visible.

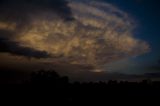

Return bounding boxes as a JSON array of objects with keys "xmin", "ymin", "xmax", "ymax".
[
  {"xmin": 0, "ymin": 0, "xmax": 73, "ymax": 22},
  {"xmin": 0, "ymin": 0, "xmax": 150, "ymax": 71},
  {"xmin": 0, "ymin": 30, "xmax": 50, "ymax": 58},
  {"xmin": 0, "ymin": 0, "xmax": 72, "ymax": 58}
]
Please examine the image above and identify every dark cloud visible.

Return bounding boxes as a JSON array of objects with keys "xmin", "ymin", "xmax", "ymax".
[
  {"xmin": 0, "ymin": 0, "xmax": 74, "ymax": 22},
  {"xmin": 0, "ymin": 0, "xmax": 74, "ymax": 58},
  {"xmin": 0, "ymin": 38, "xmax": 51, "ymax": 58},
  {"xmin": 0, "ymin": 30, "xmax": 50, "ymax": 58}
]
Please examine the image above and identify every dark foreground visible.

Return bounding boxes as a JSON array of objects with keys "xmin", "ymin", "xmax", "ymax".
[{"xmin": 1, "ymin": 70, "xmax": 160, "ymax": 104}]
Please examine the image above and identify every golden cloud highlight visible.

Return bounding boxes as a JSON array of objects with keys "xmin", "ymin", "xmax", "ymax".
[{"xmin": 11, "ymin": 0, "xmax": 150, "ymax": 71}]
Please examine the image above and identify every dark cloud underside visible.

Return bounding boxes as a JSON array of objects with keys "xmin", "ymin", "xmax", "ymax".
[
  {"xmin": 0, "ymin": 0, "xmax": 73, "ymax": 21},
  {"xmin": 0, "ymin": 0, "xmax": 73, "ymax": 58},
  {"xmin": 0, "ymin": 33, "xmax": 50, "ymax": 58}
]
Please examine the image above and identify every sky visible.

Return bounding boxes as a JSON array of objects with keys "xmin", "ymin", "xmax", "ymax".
[
  {"xmin": 0, "ymin": 0, "xmax": 160, "ymax": 82},
  {"xmin": 104, "ymin": 0, "xmax": 160, "ymax": 74}
]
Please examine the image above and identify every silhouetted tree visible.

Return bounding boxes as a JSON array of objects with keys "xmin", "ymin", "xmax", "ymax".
[{"xmin": 30, "ymin": 70, "xmax": 69, "ymax": 87}]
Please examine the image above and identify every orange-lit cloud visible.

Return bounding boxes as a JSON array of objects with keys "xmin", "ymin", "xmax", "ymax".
[{"xmin": 0, "ymin": 0, "xmax": 150, "ymax": 71}]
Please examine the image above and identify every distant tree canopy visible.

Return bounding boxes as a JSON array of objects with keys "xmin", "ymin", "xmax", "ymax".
[{"xmin": 30, "ymin": 70, "xmax": 69, "ymax": 86}]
